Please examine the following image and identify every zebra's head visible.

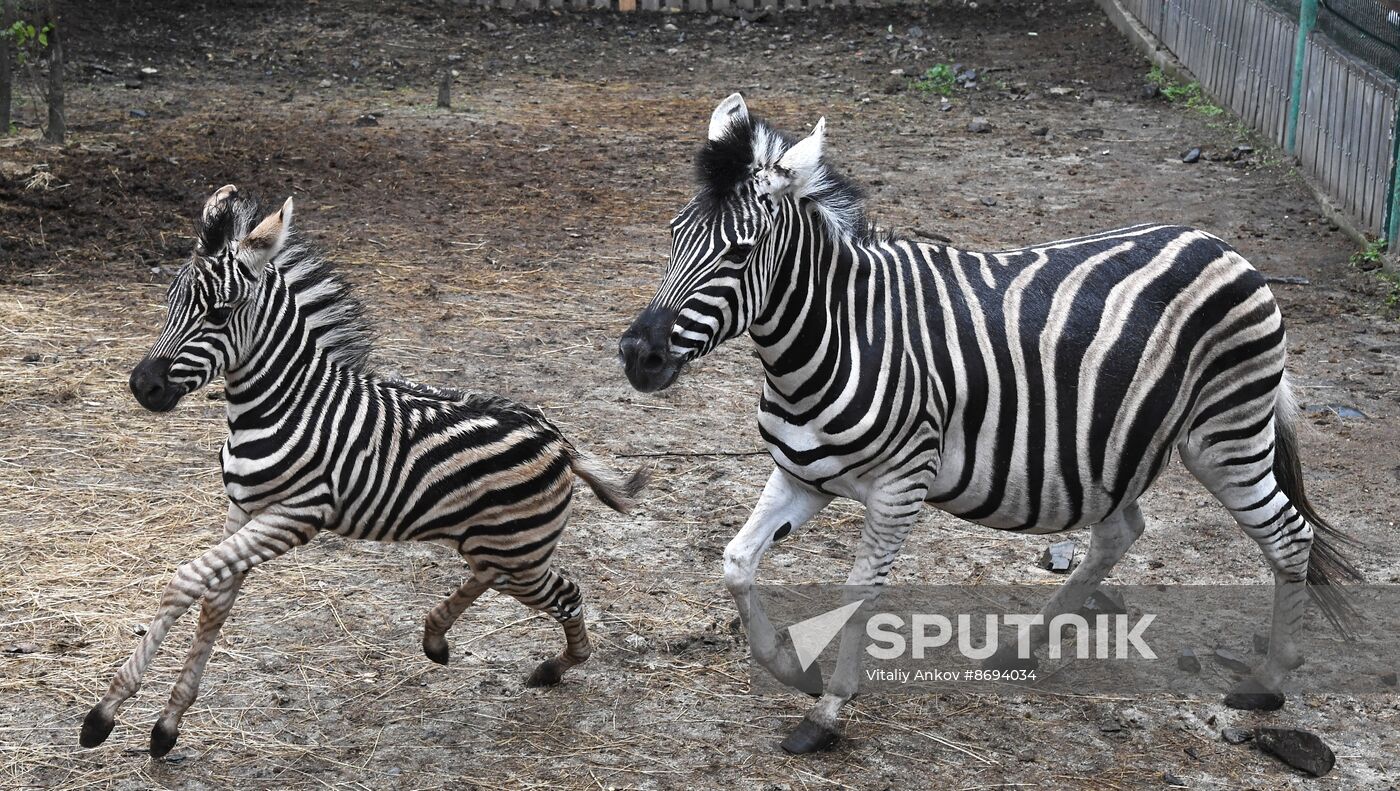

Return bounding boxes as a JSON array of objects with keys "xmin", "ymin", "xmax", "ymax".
[
  {"xmin": 620, "ymin": 93, "xmax": 843, "ymax": 393},
  {"xmin": 129, "ymin": 185, "xmax": 293, "ymax": 412}
]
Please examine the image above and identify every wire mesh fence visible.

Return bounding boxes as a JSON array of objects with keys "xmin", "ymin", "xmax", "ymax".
[{"xmin": 1317, "ymin": 0, "xmax": 1400, "ymax": 76}]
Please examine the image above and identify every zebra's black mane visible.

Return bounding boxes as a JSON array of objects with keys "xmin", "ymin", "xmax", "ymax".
[
  {"xmin": 695, "ymin": 115, "xmax": 886, "ymax": 244},
  {"xmin": 198, "ymin": 194, "xmax": 375, "ymax": 372}
]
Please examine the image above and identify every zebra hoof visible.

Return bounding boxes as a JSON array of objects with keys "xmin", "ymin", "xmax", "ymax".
[
  {"xmin": 983, "ymin": 642, "xmax": 1040, "ymax": 673},
  {"xmin": 525, "ymin": 659, "xmax": 565, "ymax": 688},
  {"xmin": 79, "ymin": 707, "xmax": 115, "ymax": 748},
  {"xmin": 423, "ymin": 635, "xmax": 449, "ymax": 666},
  {"xmin": 780, "ymin": 716, "xmax": 841, "ymax": 754},
  {"xmin": 1225, "ymin": 679, "xmax": 1286, "ymax": 711},
  {"xmin": 150, "ymin": 720, "xmax": 179, "ymax": 758}
]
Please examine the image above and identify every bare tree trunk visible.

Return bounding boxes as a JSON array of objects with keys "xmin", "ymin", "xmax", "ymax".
[
  {"xmin": 43, "ymin": 9, "xmax": 61, "ymax": 144},
  {"xmin": 0, "ymin": 0, "xmax": 12, "ymax": 136}
]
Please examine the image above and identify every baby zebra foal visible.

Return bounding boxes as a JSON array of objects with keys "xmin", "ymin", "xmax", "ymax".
[{"xmin": 81, "ymin": 186, "xmax": 646, "ymax": 757}]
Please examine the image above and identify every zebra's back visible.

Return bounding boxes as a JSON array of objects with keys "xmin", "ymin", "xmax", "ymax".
[{"xmin": 924, "ymin": 224, "xmax": 1282, "ymax": 532}]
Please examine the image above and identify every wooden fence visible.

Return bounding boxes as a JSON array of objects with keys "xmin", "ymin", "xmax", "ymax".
[{"xmin": 1114, "ymin": 0, "xmax": 1400, "ymax": 241}]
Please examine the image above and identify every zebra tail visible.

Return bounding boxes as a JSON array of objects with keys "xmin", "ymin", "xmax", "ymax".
[
  {"xmin": 569, "ymin": 450, "xmax": 650, "ymax": 514},
  {"xmin": 1273, "ymin": 383, "xmax": 1364, "ymax": 638}
]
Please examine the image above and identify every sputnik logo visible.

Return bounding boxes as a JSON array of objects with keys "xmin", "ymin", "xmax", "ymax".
[{"xmin": 786, "ymin": 600, "xmax": 865, "ymax": 671}]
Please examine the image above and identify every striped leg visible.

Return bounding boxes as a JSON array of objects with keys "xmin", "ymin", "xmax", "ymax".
[
  {"xmin": 80, "ymin": 514, "xmax": 316, "ymax": 751},
  {"xmin": 985, "ymin": 504, "xmax": 1146, "ymax": 671},
  {"xmin": 422, "ymin": 574, "xmax": 492, "ymax": 666},
  {"xmin": 783, "ymin": 490, "xmax": 923, "ymax": 754},
  {"xmin": 497, "ymin": 568, "xmax": 593, "ymax": 687},
  {"xmin": 724, "ymin": 468, "xmax": 834, "ymax": 694},
  {"xmin": 148, "ymin": 504, "xmax": 252, "ymax": 757},
  {"xmin": 1181, "ymin": 428, "xmax": 1308, "ymax": 710}
]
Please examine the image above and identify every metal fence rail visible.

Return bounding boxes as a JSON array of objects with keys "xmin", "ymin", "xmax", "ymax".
[{"xmin": 1119, "ymin": 0, "xmax": 1400, "ymax": 242}]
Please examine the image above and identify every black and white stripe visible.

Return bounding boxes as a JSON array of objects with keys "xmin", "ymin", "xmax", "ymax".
[
  {"xmin": 83, "ymin": 185, "xmax": 646, "ymax": 757},
  {"xmin": 619, "ymin": 94, "xmax": 1359, "ymax": 753}
]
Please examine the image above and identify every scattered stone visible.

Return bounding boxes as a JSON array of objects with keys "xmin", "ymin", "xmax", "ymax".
[
  {"xmin": 129, "ymin": 109, "xmax": 149, "ymax": 119},
  {"xmin": 1039, "ymin": 540, "xmax": 1076, "ymax": 573},
  {"xmin": 1231, "ymin": 144, "xmax": 1254, "ymax": 159},
  {"xmin": 132, "ymin": 623, "xmax": 148, "ymax": 636},
  {"xmin": 1048, "ymin": 85, "xmax": 1073, "ymax": 96},
  {"xmin": 318, "ymin": 78, "xmax": 333, "ymax": 88},
  {"xmin": 123, "ymin": 80, "xmax": 143, "ymax": 90},
  {"xmin": 979, "ymin": 196, "xmax": 998, "ymax": 207},
  {"xmin": 1031, "ymin": 126, "xmax": 1049, "ymax": 137},
  {"xmin": 1181, "ymin": 147, "xmax": 1202, "ymax": 164},
  {"xmin": 1184, "ymin": 746, "xmax": 1200, "ymax": 761},
  {"xmin": 623, "ymin": 633, "xmax": 650, "ymax": 652},
  {"xmin": 1380, "ymin": 671, "xmax": 1397, "ymax": 687},
  {"xmin": 20, "ymin": 352, "xmax": 41, "ymax": 363},
  {"xmin": 939, "ymin": 97, "xmax": 953, "ymax": 112},
  {"xmin": 1177, "ymin": 648, "xmax": 1202, "ymax": 673},
  {"xmin": 1252, "ymin": 633, "xmax": 1269, "ymax": 654},
  {"xmin": 1327, "ymin": 404, "xmax": 1367, "ymax": 419},
  {"xmin": 1255, "ymin": 727, "xmax": 1336, "ymax": 777},
  {"xmin": 4, "ymin": 642, "xmax": 39, "ymax": 654},
  {"xmin": 663, "ymin": 22, "xmax": 678, "ymax": 31},
  {"xmin": 968, "ymin": 117, "xmax": 992, "ymax": 133},
  {"xmin": 1264, "ymin": 275, "xmax": 1310, "ymax": 286},
  {"xmin": 1072, "ymin": 127, "xmax": 1104, "ymax": 139},
  {"xmin": 140, "ymin": 66, "xmax": 158, "ymax": 76},
  {"xmin": 1141, "ymin": 83, "xmax": 1161, "ymax": 100},
  {"xmin": 1213, "ymin": 648, "xmax": 1252, "ymax": 673},
  {"xmin": 1078, "ymin": 587, "xmax": 1127, "ymax": 617},
  {"xmin": 1221, "ymin": 727, "xmax": 1254, "ymax": 745},
  {"xmin": 1098, "ymin": 720, "xmax": 1122, "ymax": 733},
  {"xmin": 1163, "ymin": 770, "xmax": 1188, "ymax": 786},
  {"xmin": 889, "ymin": 68, "xmax": 905, "ymax": 76},
  {"xmin": 353, "ymin": 114, "xmax": 379, "ymax": 127}
]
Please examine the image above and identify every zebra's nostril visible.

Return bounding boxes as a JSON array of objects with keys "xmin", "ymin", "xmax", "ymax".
[{"xmin": 641, "ymin": 353, "xmax": 665, "ymax": 372}]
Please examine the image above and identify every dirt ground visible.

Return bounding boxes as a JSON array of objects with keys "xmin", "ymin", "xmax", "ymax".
[{"xmin": 1, "ymin": 1, "xmax": 1397, "ymax": 789}]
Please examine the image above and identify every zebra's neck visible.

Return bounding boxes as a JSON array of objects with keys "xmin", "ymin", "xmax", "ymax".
[
  {"xmin": 748, "ymin": 199, "xmax": 922, "ymax": 397},
  {"xmin": 223, "ymin": 258, "xmax": 371, "ymax": 425}
]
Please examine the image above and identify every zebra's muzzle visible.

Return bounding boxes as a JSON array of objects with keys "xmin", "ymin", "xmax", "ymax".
[
  {"xmin": 619, "ymin": 305, "xmax": 683, "ymax": 393},
  {"xmin": 129, "ymin": 357, "xmax": 186, "ymax": 412}
]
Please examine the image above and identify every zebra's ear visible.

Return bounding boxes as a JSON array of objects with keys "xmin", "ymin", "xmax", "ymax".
[
  {"xmin": 708, "ymin": 93, "xmax": 749, "ymax": 141},
  {"xmin": 196, "ymin": 184, "xmax": 240, "ymax": 255},
  {"xmin": 237, "ymin": 197, "xmax": 293, "ymax": 275},
  {"xmin": 759, "ymin": 117, "xmax": 826, "ymax": 198}
]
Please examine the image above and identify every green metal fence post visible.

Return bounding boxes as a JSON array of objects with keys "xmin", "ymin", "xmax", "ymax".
[
  {"xmin": 1285, "ymin": 0, "xmax": 1319, "ymax": 155},
  {"xmin": 1387, "ymin": 102, "xmax": 1400, "ymax": 245}
]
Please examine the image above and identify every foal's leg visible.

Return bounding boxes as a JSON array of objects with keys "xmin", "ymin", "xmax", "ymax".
[
  {"xmin": 148, "ymin": 504, "xmax": 251, "ymax": 757},
  {"xmin": 985, "ymin": 503, "xmax": 1146, "ymax": 670},
  {"xmin": 422, "ymin": 573, "xmax": 492, "ymax": 666},
  {"xmin": 80, "ymin": 514, "xmax": 316, "ymax": 750},
  {"xmin": 724, "ymin": 468, "xmax": 834, "ymax": 693},
  {"xmin": 783, "ymin": 491, "xmax": 924, "ymax": 754},
  {"xmin": 497, "ymin": 567, "xmax": 592, "ymax": 687}
]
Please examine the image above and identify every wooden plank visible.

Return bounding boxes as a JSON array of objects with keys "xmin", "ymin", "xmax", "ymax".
[
  {"xmin": 642, "ymin": 0, "xmax": 658, "ymax": 10},
  {"xmin": 712, "ymin": 0, "xmax": 730, "ymax": 11},
  {"xmin": 1346, "ymin": 68, "xmax": 1364, "ymax": 220}
]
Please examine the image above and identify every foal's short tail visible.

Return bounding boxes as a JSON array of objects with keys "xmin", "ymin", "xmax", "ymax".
[
  {"xmin": 1273, "ymin": 384, "xmax": 1364, "ymax": 636},
  {"xmin": 569, "ymin": 450, "xmax": 650, "ymax": 514}
]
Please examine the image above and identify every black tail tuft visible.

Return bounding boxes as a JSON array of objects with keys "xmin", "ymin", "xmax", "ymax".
[{"xmin": 1274, "ymin": 409, "xmax": 1364, "ymax": 638}]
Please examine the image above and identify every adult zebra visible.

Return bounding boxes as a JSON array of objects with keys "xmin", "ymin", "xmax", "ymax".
[
  {"xmin": 619, "ymin": 94, "xmax": 1359, "ymax": 753},
  {"xmin": 82, "ymin": 186, "xmax": 646, "ymax": 757}
]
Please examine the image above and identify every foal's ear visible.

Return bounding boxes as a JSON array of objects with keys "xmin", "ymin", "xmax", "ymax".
[
  {"xmin": 758, "ymin": 117, "xmax": 826, "ymax": 198},
  {"xmin": 196, "ymin": 184, "xmax": 241, "ymax": 254},
  {"xmin": 708, "ymin": 92, "xmax": 749, "ymax": 141},
  {"xmin": 237, "ymin": 197, "xmax": 294, "ymax": 273}
]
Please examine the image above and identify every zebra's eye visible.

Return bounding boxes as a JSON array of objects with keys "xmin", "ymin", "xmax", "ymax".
[
  {"xmin": 722, "ymin": 244, "xmax": 753, "ymax": 263},
  {"xmin": 206, "ymin": 306, "xmax": 232, "ymax": 326}
]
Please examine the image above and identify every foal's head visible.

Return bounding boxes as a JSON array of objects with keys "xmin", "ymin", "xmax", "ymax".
[{"xmin": 129, "ymin": 185, "xmax": 293, "ymax": 412}]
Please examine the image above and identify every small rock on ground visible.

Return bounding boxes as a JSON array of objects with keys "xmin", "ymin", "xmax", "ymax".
[{"xmin": 1255, "ymin": 727, "xmax": 1336, "ymax": 777}]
